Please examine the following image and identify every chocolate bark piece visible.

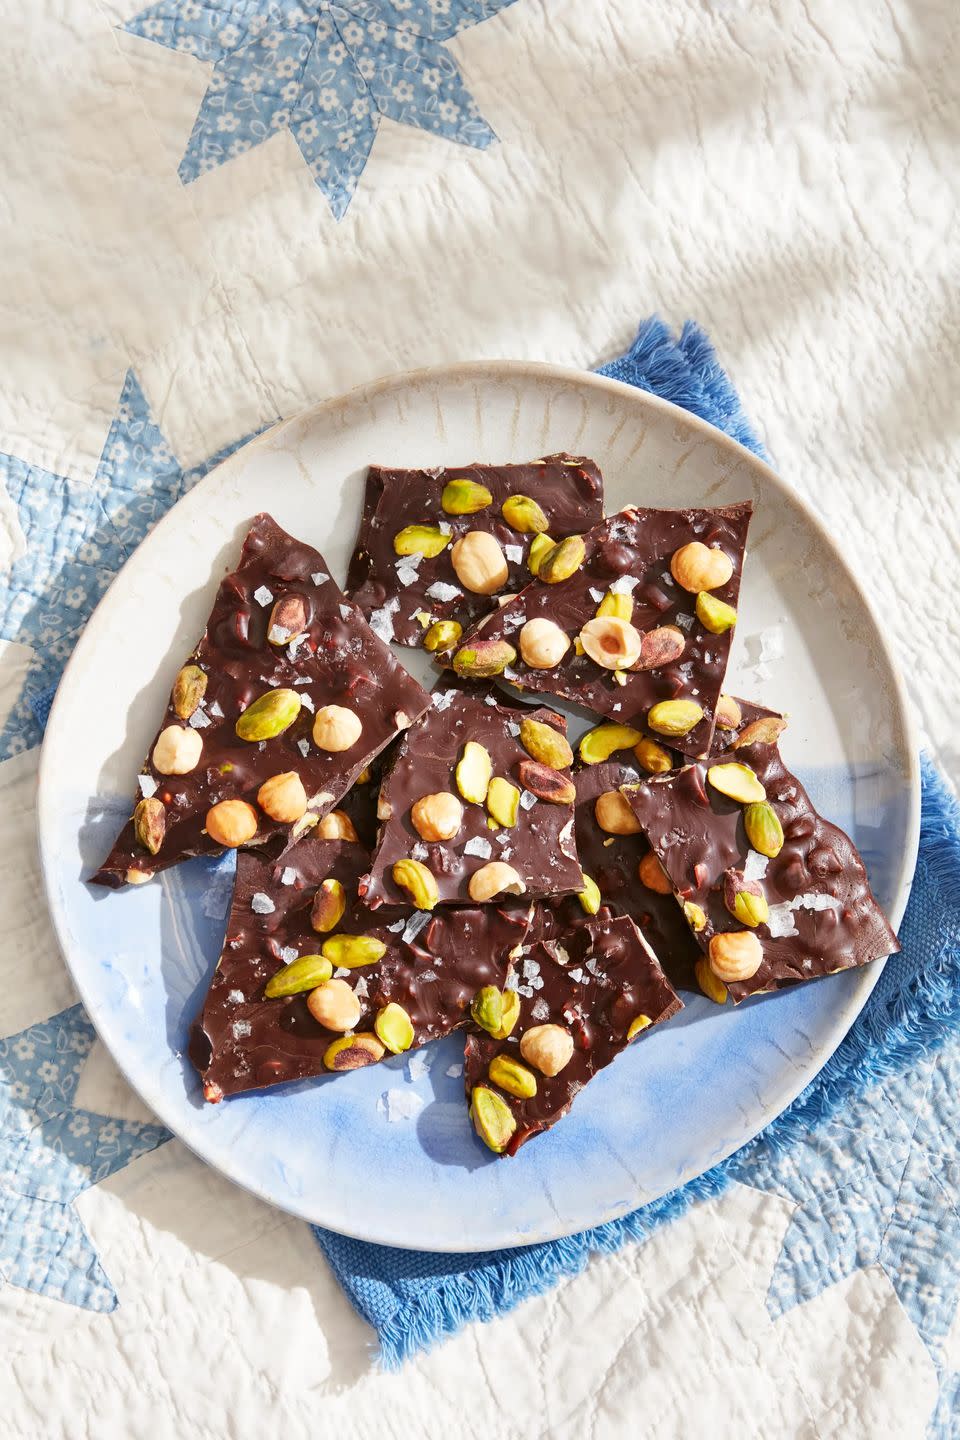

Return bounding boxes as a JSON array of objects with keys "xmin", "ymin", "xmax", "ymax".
[
  {"xmin": 464, "ymin": 916, "xmax": 681, "ymax": 1156},
  {"xmin": 359, "ymin": 685, "xmax": 584, "ymax": 908},
  {"xmin": 190, "ymin": 836, "xmax": 529, "ymax": 1100},
  {"xmin": 621, "ymin": 740, "xmax": 900, "ymax": 1004},
  {"xmin": 344, "ymin": 455, "xmax": 604, "ymax": 649},
  {"xmin": 450, "ymin": 502, "xmax": 753, "ymax": 759},
  {"xmin": 527, "ymin": 759, "xmax": 700, "ymax": 991},
  {"xmin": 94, "ymin": 513, "xmax": 430, "ymax": 887}
]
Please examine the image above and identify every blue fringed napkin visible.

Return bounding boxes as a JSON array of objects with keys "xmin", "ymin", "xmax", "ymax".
[{"xmin": 312, "ymin": 320, "xmax": 960, "ymax": 1367}]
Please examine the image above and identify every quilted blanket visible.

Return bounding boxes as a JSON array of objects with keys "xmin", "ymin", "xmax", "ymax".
[{"xmin": 1, "ymin": 2, "xmax": 958, "ymax": 1436}]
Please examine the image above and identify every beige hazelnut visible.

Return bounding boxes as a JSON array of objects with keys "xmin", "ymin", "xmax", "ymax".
[
  {"xmin": 316, "ymin": 809, "xmax": 359, "ymax": 841},
  {"xmin": 638, "ymin": 851, "xmax": 672, "ymax": 894},
  {"xmin": 715, "ymin": 694, "xmax": 743, "ymax": 729},
  {"xmin": 579, "ymin": 616, "xmax": 643, "ymax": 670},
  {"xmin": 670, "ymin": 541, "xmax": 733, "ymax": 593},
  {"xmin": 152, "ymin": 724, "xmax": 203, "ymax": 776},
  {"xmin": 205, "ymin": 799, "xmax": 258, "ymax": 848},
  {"xmin": 594, "ymin": 790, "xmax": 642, "ymax": 835},
  {"xmin": 125, "ymin": 868, "xmax": 153, "ymax": 885},
  {"xmin": 519, "ymin": 617, "xmax": 570, "ymax": 669},
  {"xmin": 468, "ymin": 861, "xmax": 527, "ymax": 902},
  {"xmin": 257, "ymin": 771, "xmax": 308, "ymax": 823},
  {"xmin": 312, "ymin": 704, "xmax": 362, "ymax": 752},
  {"xmin": 520, "ymin": 1023, "xmax": 574, "ymax": 1077},
  {"xmin": 708, "ymin": 929, "xmax": 764, "ymax": 982},
  {"xmin": 306, "ymin": 978, "xmax": 362, "ymax": 1033},
  {"xmin": 450, "ymin": 531, "xmax": 509, "ymax": 595},
  {"xmin": 411, "ymin": 792, "xmax": 463, "ymax": 842}
]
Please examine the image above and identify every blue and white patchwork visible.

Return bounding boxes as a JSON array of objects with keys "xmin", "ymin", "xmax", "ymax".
[
  {"xmin": 124, "ymin": 1, "xmax": 518, "ymax": 218},
  {"xmin": 0, "ymin": 1005, "xmax": 170, "ymax": 1310}
]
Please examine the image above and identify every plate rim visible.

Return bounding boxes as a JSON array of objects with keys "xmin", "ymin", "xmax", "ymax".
[{"xmin": 36, "ymin": 358, "xmax": 921, "ymax": 1249}]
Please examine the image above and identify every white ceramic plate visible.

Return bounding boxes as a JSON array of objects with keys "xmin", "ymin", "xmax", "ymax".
[{"xmin": 37, "ymin": 362, "xmax": 919, "ymax": 1251}]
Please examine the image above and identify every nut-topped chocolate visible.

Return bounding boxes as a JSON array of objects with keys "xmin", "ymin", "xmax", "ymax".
[
  {"xmin": 528, "ymin": 758, "xmax": 701, "ymax": 991},
  {"xmin": 358, "ymin": 685, "xmax": 585, "ymax": 908},
  {"xmin": 344, "ymin": 455, "xmax": 604, "ymax": 650},
  {"xmin": 449, "ymin": 503, "xmax": 753, "ymax": 758},
  {"xmin": 621, "ymin": 739, "xmax": 900, "ymax": 1004},
  {"xmin": 93, "ymin": 514, "xmax": 430, "ymax": 887},
  {"xmin": 190, "ymin": 835, "xmax": 530, "ymax": 1100},
  {"xmin": 463, "ymin": 916, "xmax": 682, "ymax": 1155}
]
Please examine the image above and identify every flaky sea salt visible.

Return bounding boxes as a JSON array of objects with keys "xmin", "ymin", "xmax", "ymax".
[
  {"xmin": 378, "ymin": 1089, "xmax": 424, "ymax": 1123},
  {"xmin": 253, "ymin": 585, "xmax": 273, "ymax": 607},
  {"xmin": 406, "ymin": 1050, "xmax": 431, "ymax": 1081},
  {"xmin": 369, "ymin": 598, "xmax": 400, "ymax": 642},
  {"xmin": 250, "ymin": 892, "xmax": 275, "ymax": 915},
  {"xmin": 425, "ymin": 581, "xmax": 462, "ymax": 603},
  {"xmin": 297, "ymin": 738, "xmax": 311, "ymax": 757},
  {"xmin": 137, "ymin": 774, "xmax": 158, "ymax": 798},
  {"xmin": 208, "ymin": 700, "xmax": 224, "ymax": 718},
  {"xmin": 188, "ymin": 708, "xmax": 211, "ymax": 728},
  {"xmin": 765, "ymin": 903, "xmax": 799, "ymax": 939},
  {"xmin": 432, "ymin": 688, "xmax": 455, "ymax": 710},
  {"xmin": 339, "ymin": 604, "xmax": 352, "ymax": 621},
  {"xmin": 353, "ymin": 975, "xmax": 369, "ymax": 1001},
  {"xmin": 300, "ymin": 692, "xmax": 315, "ymax": 713},
  {"xmin": 507, "ymin": 721, "xmax": 520, "ymax": 736},
  {"xmin": 464, "ymin": 836, "xmax": 492, "ymax": 858},
  {"xmin": 588, "ymin": 587, "xmax": 604, "ymax": 602},
  {"xmin": 311, "ymin": 571, "xmax": 329, "ymax": 585},
  {"xmin": 396, "ymin": 551, "xmax": 424, "ymax": 571},
  {"xmin": 402, "ymin": 911, "xmax": 431, "ymax": 944},
  {"xmin": 610, "ymin": 574, "xmax": 639, "ymax": 594},
  {"xmin": 268, "ymin": 624, "xmax": 290, "ymax": 644},
  {"xmin": 387, "ymin": 918, "xmax": 406, "ymax": 933},
  {"xmin": 446, "ymin": 1063, "xmax": 463, "ymax": 1078},
  {"xmin": 568, "ymin": 967, "xmax": 585, "ymax": 984},
  {"xmin": 396, "ymin": 565, "xmax": 420, "ymax": 587},
  {"xmin": 280, "ymin": 867, "xmax": 297, "ymax": 886},
  {"xmin": 520, "ymin": 790, "xmax": 537, "ymax": 810},
  {"xmin": 231, "ymin": 1020, "xmax": 252, "ymax": 1039},
  {"xmin": 227, "ymin": 989, "xmax": 244, "ymax": 1004},
  {"xmin": 502, "ymin": 611, "xmax": 525, "ymax": 632},
  {"xmin": 531, "ymin": 998, "xmax": 551, "ymax": 1021},
  {"xmin": 759, "ymin": 625, "xmax": 785, "ymax": 664},
  {"xmin": 743, "ymin": 850, "xmax": 769, "ymax": 883},
  {"xmin": 504, "ymin": 544, "xmax": 523, "ymax": 563}
]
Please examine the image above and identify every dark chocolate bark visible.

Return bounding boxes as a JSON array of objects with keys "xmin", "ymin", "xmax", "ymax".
[
  {"xmin": 359, "ymin": 685, "xmax": 584, "ymax": 908},
  {"xmin": 528, "ymin": 759, "xmax": 701, "ymax": 991},
  {"xmin": 94, "ymin": 514, "xmax": 430, "ymax": 887},
  {"xmin": 190, "ymin": 836, "xmax": 530, "ymax": 1100},
  {"xmin": 464, "ymin": 916, "xmax": 681, "ymax": 1155},
  {"xmin": 344, "ymin": 455, "xmax": 604, "ymax": 648},
  {"xmin": 622, "ymin": 740, "xmax": 900, "ymax": 1003},
  {"xmin": 451, "ymin": 503, "xmax": 752, "ymax": 758}
]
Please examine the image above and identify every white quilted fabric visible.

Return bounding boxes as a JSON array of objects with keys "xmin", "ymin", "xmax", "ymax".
[{"xmin": 1, "ymin": 0, "xmax": 957, "ymax": 1434}]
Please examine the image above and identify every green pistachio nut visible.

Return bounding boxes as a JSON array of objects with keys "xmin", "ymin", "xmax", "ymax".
[
  {"xmin": 470, "ymin": 985, "xmax": 504, "ymax": 1036},
  {"xmin": 320, "ymin": 934, "xmax": 388, "ymax": 968},
  {"xmin": 264, "ymin": 954, "xmax": 334, "ymax": 997},
  {"xmin": 743, "ymin": 801, "xmax": 785, "ymax": 858},
  {"xmin": 310, "ymin": 878, "xmax": 347, "ymax": 934},
  {"xmin": 696, "ymin": 590, "xmax": 738, "ymax": 635},
  {"xmin": 456, "ymin": 740, "xmax": 493, "ymax": 804},
  {"xmin": 235, "ymin": 687, "xmax": 302, "ymax": 742},
  {"xmin": 646, "ymin": 699, "xmax": 704, "ymax": 737},
  {"xmin": 627, "ymin": 1013, "xmax": 652, "ymax": 1040},
  {"xmin": 577, "ymin": 874, "xmax": 601, "ymax": 915},
  {"xmin": 393, "ymin": 524, "xmax": 452, "ymax": 558},
  {"xmin": 374, "ymin": 1002, "xmax": 415, "ymax": 1054},
  {"xmin": 392, "ymin": 858, "xmax": 439, "ymax": 911},
  {"xmin": 488, "ymin": 1053, "xmax": 538, "ymax": 1099},
  {"xmin": 323, "ymin": 1032, "xmax": 385, "ymax": 1071},
  {"xmin": 634, "ymin": 737, "xmax": 673, "ymax": 774},
  {"xmin": 596, "ymin": 591, "xmax": 633, "ymax": 622},
  {"xmin": 707, "ymin": 762, "xmax": 766, "ymax": 804},
  {"xmin": 501, "ymin": 494, "xmax": 549, "ymax": 534},
  {"xmin": 441, "ymin": 478, "xmax": 493, "ymax": 515},
  {"xmin": 537, "ymin": 534, "xmax": 586, "ymax": 584},
  {"xmin": 423, "ymin": 619, "xmax": 462, "ymax": 653},
  {"xmin": 733, "ymin": 889, "xmax": 770, "ymax": 928},
  {"xmin": 683, "ymin": 901, "xmax": 707, "ymax": 933},
  {"xmin": 486, "ymin": 776, "xmax": 520, "ymax": 828},
  {"xmin": 470, "ymin": 1085, "xmax": 517, "ymax": 1153},
  {"xmin": 172, "ymin": 664, "xmax": 207, "ymax": 721},
  {"xmin": 518, "ymin": 716, "xmax": 573, "ymax": 770},
  {"xmin": 452, "ymin": 639, "xmax": 517, "ymax": 679},
  {"xmin": 578, "ymin": 722, "xmax": 643, "ymax": 764},
  {"xmin": 493, "ymin": 988, "xmax": 521, "ymax": 1039},
  {"xmin": 133, "ymin": 797, "xmax": 165, "ymax": 856},
  {"xmin": 527, "ymin": 533, "xmax": 555, "ymax": 576}
]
